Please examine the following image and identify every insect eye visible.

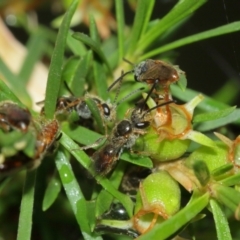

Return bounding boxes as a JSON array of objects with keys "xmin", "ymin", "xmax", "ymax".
[
  {"xmin": 102, "ymin": 103, "xmax": 111, "ymax": 116},
  {"xmin": 134, "ymin": 75, "xmax": 139, "ymax": 82}
]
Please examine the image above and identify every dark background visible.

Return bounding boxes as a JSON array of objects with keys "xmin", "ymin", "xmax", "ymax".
[{"xmin": 4, "ymin": 0, "xmax": 240, "ymax": 104}]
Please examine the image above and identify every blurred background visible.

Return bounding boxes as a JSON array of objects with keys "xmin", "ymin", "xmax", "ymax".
[{"xmin": 0, "ymin": 0, "xmax": 239, "ymax": 104}]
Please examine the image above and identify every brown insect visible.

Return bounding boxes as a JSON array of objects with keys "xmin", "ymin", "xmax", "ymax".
[
  {"xmin": 0, "ymin": 118, "xmax": 60, "ymax": 176},
  {"xmin": 34, "ymin": 119, "xmax": 60, "ymax": 162},
  {"xmin": 0, "ymin": 101, "xmax": 31, "ymax": 132},
  {"xmin": 108, "ymin": 59, "xmax": 183, "ymax": 101}
]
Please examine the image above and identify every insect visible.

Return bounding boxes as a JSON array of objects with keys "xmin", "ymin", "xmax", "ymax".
[
  {"xmin": 91, "ymin": 93, "xmax": 174, "ymax": 176},
  {"xmin": 0, "ymin": 101, "xmax": 31, "ymax": 132},
  {"xmin": 34, "ymin": 119, "xmax": 60, "ymax": 165},
  {"xmin": 120, "ymin": 166, "xmax": 151, "ymax": 200},
  {"xmin": 55, "ymin": 95, "xmax": 114, "ymax": 122},
  {"xmin": 108, "ymin": 59, "xmax": 183, "ymax": 101},
  {"xmin": 95, "ymin": 223, "xmax": 139, "ymax": 239},
  {"xmin": 0, "ymin": 116, "xmax": 60, "ymax": 177}
]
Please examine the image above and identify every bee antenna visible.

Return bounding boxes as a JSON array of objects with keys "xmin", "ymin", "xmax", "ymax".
[
  {"xmin": 143, "ymin": 100, "xmax": 176, "ymax": 117},
  {"xmin": 36, "ymin": 99, "xmax": 45, "ymax": 105},
  {"xmin": 107, "ymin": 70, "xmax": 133, "ymax": 91},
  {"xmin": 123, "ymin": 58, "xmax": 134, "ymax": 66},
  {"xmin": 113, "ymin": 70, "xmax": 124, "ymax": 105},
  {"xmin": 116, "ymin": 87, "xmax": 145, "ymax": 106}
]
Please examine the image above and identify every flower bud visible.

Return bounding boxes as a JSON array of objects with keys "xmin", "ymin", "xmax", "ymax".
[{"xmin": 133, "ymin": 171, "xmax": 181, "ymax": 234}]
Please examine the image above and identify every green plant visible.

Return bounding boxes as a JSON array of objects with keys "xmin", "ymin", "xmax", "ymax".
[{"xmin": 1, "ymin": 0, "xmax": 240, "ymax": 239}]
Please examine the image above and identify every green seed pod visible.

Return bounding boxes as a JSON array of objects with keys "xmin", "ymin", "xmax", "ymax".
[
  {"xmin": 135, "ymin": 127, "xmax": 191, "ymax": 161},
  {"xmin": 133, "ymin": 171, "xmax": 181, "ymax": 234},
  {"xmin": 185, "ymin": 142, "xmax": 228, "ymax": 173}
]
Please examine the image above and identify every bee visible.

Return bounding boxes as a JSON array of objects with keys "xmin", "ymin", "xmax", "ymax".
[
  {"xmin": 108, "ymin": 59, "xmax": 184, "ymax": 101},
  {"xmin": 55, "ymin": 95, "xmax": 114, "ymax": 122},
  {"xmin": 91, "ymin": 93, "xmax": 174, "ymax": 176},
  {"xmin": 39, "ymin": 94, "xmax": 116, "ymax": 133},
  {"xmin": 0, "ymin": 100, "xmax": 60, "ymax": 176},
  {"xmin": 0, "ymin": 101, "xmax": 31, "ymax": 132},
  {"xmin": 34, "ymin": 119, "xmax": 60, "ymax": 164},
  {"xmin": 120, "ymin": 166, "xmax": 151, "ymax": 200}
]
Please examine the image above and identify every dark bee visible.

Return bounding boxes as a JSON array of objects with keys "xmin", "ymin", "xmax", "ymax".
[
  {"xmin": 0, "ymin": 101, "xmax": 31, "ymax": 132},
  {"xmin": 120, "ymin": 166, "xmax": 151, "ymax": 200},
  {"xmin": 95, "ymin": 224, "xmax": 139, "ymax": 238},
  {"xmin": 91, "ymin": 95, "xmax": 174, "ymax": 176}
]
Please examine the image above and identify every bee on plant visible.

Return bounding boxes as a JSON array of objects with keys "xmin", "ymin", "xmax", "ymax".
[
  {"xmin": 108, "ymin": 58, "xmax": 185, "ymax": 101},
  {"xmin": 90, "ymin": 91, "xmax": 174, "ymax": 176},
  {"xmin": 0, "ymin": 101, "xmax": 60, "ymax": 177},
  {"xmin": 0, "ymin": 101, "xmax": 31, "ymax": 132}
]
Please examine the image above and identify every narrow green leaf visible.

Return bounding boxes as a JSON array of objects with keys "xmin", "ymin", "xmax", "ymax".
[
  {"xmin": 86, "ymin": 201, "xmax": 100, "ymax": 233},
  {"xmin": 61, "ymin": 56, "xmax": 80, "ymax": 94},
  {"xmin": 17, "ymin": 170, "xmax": 36, "ymax": 240},
  {"xmin": 140, "ymin": 0, "xmax": 155, "ymax": 42},
  {"xmin": 96, "ymin": 161, "xmax": 126, "ymax": 217},
  {"xmin": 0, "ymin": 176, "xmax": 11, "ymax": 193},
  {"xmin": 120, "ymin": 152, "xmax": 153, "ymax": 169},
  {"xmin": 220, "ymin": 172, "xmax": 240, "ymax": 187},
  {"xmin": 193, "ymin": 106, "xmax": 236, "ymax": 123},
  {"xmin": 115, "ymin": 0, "xmax": 125, "ymax": 62},
  {"xmin": 0, "ymin": 79, "xmax": 22, "ymax": 105},
  {"xmin": 93, "ymin": 61, "xmax": 109, "ymax": 101},
  {"xmin": 142, "ymin": 21, "xmax": 240, "ymax": 59},
  {"xmin": 138, "ymin": 192, "xmax": 210, "ymax": 240},
  {"xmin": 96, "ymin": 190, "xmax": 113, "ymax": 218},
  {"xmin": 18, "ymin": 31, "xmax": 46, "ymax": 85},
  {"xmin": 44, "ymin": 0, "xmax": 79, "ymax": 119},
  {"xmin": 85, "ymin": 97, "xmax": 105, "ymax": 134},
  {"xmin": 42, "ymin": 174, "xmax": 61, "ymax": 211},
  {"xmin": 67, "ymin": 30, "xmax": 87, "ymax": 56},
  {"xmin": 214, "ymin": 185, "xmax": 240, "ymax": 212},
  {"xmin": 138, "ymin": 0, "xmax": 207, "ymax": 52},
  {"xmin": 60, "ymin": 132, "xmax": 134, "ymax": 217},
  {"xmin": 95, "ymin": 178, "xmax": 134, "ymax": 218},
  {"xmin": 72, "ymin": 32, "xmax": 112, "ymax": 74},
  {"xmin": 89, "ymin": 15, "xmax": 101, "ymax": 45},
  {"xmin": 61, "ymin": 122, "xmax": 102, "ymax": 146},
  {"xmin": 171, "ymin": 85, "xmax": 237, "ymax": 113},
  {"xmin": 211, "ymin": 163, "xmax": 233, "ymax": 178},
  {"xmin": 0, "ymin": 58, "xmax": 31, "ymax": 107},
  {"xmin": 196, "ymin": 109, "xmax": 240, "ymax": 132},
  {"xmin": 210, "ymin": 199, "xmax": 232, "ymax": 240},
  {"xmin": 71, "ymin": 51, "xmax": 92, "ymax": 96},
  {"xmin": 128, "ymin": 0, "xmax": 155, "ymax": 54},
  {"xmin": 55, "ymin": 149, "xmax": 94, "ymax": 239}
]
